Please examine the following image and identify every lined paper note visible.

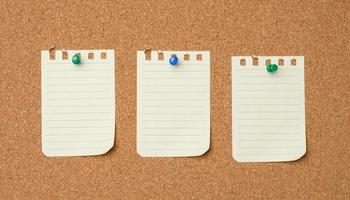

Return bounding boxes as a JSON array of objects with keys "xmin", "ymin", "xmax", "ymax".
[
  {"xmin": 232, "ymin": 56, "xmax": 306, "ymax": 162},
  {"xmin": 41, "ymin": 50, "xmax": 115, "ymax": 157},
  {"xmin": 137, "ymin": 51, "xmax": 210, "ymax": 157}
]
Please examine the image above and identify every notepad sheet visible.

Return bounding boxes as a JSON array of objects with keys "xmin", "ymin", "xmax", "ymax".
[
  {"xmin": 232, "ymin": 56, "xmax": 305, "ymax": 162},
  {"xmin": 41, "ymin": 50, "xmax": 115, "ymax": 156},
  {"xmin": 137, "ymin": 51, "xmax": 210, "ymax": 157}
]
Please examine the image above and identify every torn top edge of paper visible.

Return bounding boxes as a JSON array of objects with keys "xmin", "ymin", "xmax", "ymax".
[
  {"xmin": 41, "ymin": 50, "xmax": 115, "ymax": 157},
  {"xmin": 137, "ymin": 51, "xmax": 210, "ymax": 157},
  {"xmin": 232, "ymin": 56, "xmax": 306, "ymax": 162}
]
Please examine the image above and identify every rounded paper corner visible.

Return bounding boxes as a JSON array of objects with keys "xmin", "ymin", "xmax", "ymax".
[
  {"xmin": 289, "ymin": 148, "xmax": 307, "ymax": 162},
  {"xmin": 136, "ymin": 146, "xmax": 148, "ymax": 157},
  {"xmin": 194, "ymin": 143, "xmax": 210, "ymax": 157},
  {"xmin": 42, "ymin": 147, "xmax": 54, "ymax": 157},
  {"xmin": 232, "ymin": 153, "xmax": 244, "ymax": 163},
  {"xmin": 95, "ymin": 142, "xmax": 114, "ymax": 156}
]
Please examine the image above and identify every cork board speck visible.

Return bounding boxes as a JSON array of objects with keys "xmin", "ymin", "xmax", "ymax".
[{"xmin": 0, "ymin": 0, "xmax": 349, "ymax": 199}]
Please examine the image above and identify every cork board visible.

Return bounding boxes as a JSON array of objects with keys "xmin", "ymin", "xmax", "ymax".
[{"xmin": 0, "ymin": 0, "xmax": 349, "ymax": 199}]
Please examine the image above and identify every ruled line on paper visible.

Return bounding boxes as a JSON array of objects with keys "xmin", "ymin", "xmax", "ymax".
[
  {"xmin": 238, "ymin": 139, "xmax": 302, "ymax": 142},
  {"xmin": 236, "ymin": 75, "xmax": 299, "ymax": 78},
  {"xmin": 142, "ymin": 112, "xmax": 207, "ymax": 115},
  {"xmin": 142, "ymin": 85, "xmax": 208, "ymax": 88},
  {"xmin": 238, "ymin": 124, "xmax": 300, "ymax": 128},
  {"xmin": 142, "ymin": 70, "xmax": 205, "ymax": 73},
  {"xmin": 46, "ymin": 126, "xmax": 111, "ymax": 129},
  {"xmin": 45, "ymin": 139, "xmax": 111, "ymax": 143},
  {"xmin": 237, "ymin": 82, "xmax": 300, "ymax": 85},
  {"xmin": 237, "ymin": 111, "xmax": 300, "ymax": 113},
  {"xmin": 237, "ymin": 89, "xmax": 299, "ymax": 92},
  {"xmin": 142, "ymin": 70, "xmax": 207, "ymax": 73},
  {"xmin": 46, "ymin": 104, "xmax": 112, "ymax": 107},
  {"xmin": 46, "ymin": 119, "xmax": 111, "ymax": 122},
  {"xmin": 142, "ymin": 119, "xmax": 206, "ymax": 122},
  {"xmin": 141, "ymin": 127, "xmax": 207, "ymax": 130},
  {"xmin": 236, "ymin": 97, "xmax": 300, "ymax": 100},
  {"xmin": 237, "ymin": 103, "xmax": 300, "ymax": 106},
  {"xmin": 142, "ymin": 98, "xmax": 205, "ymax": 100},
  {"xmin": 141, "ymin": 134, "xmax": 206, "ymax": 136},
  {"xmin": 143, "ymin": 84, "xmax": 206, "ymax": 87},
  {"xmin": 46, "ymin": 146, "xmax": 110, "ymax": 150},
  {"xmin": 236, "ymin": 153, "xmax": 303, "ymax": 156},
  {"xmin": 142, "ymin": 104, "xmax": 205, "ymax": 108},
  {"xmin": 141, "ymin": 77, "xmax": 206, "ymax": 80},
  {"xmin": 137, "ymin": 51, "xmax": 210, "ymax": 157},
  {"xmin": 142, "ymin": 141, "xmax": 205, "ymax": 144},
  {"xmin": 46, "ymin": 90, "xmax": 112, "ymax": 93},
  {"xmin": 141, "ymin": 148, "xmax": 207, "ymax": 151},
  {"xmin": 47, "ymin": 97, "xmax": 111, "ymax": 100},
  {"xmin": 236, "ymin": 118, "xmax": 300, "ymax": 120},
  {"xmin": 44, "ymin": 133, "xmax": 112, "ymax": 136},
  {"xmin": 237, "ymin": 131, "xmax": 301, "ymax": 134},
  {"xmin": 47, "ymin": 111, "xmax": 111, "ymax": 114},
  {"xmin": 46, "ymin": 76, "xmax": 112, "ymax": 79},
  {"xmin": 46, "ymin": 68, "xmax": 111, "ymax": 72},
  {"xmin": 41, "ymin": 50, "xmax": 115, "ymax": 156},
  {"xmin": 47, "ymin": 83, "xmax": 111, "ymax": 86},
  {"xmin": 142, "ymin": 92, "xmax": 207, "ymax": 94},
  {"xmin": 237, "ymin": 147, "xmax": 303, "ymax": 151},
  {"xmin": 232, "ymin": 56, "xmax": 305, "ymax": 162}
]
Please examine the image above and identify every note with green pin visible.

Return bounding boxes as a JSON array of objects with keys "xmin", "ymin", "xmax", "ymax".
[
  {"xmin": 232, "ymin": 56, "xmax": 306, "ymax": 162},
  {"xmin": 41, "ymin": 50, "xmax": 116, "ymax": 157}
]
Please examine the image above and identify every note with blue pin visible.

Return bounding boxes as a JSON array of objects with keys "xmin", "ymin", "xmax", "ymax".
[{"xmin": 137, "ymin": 50, "xmax": 210, "ymax": 157}]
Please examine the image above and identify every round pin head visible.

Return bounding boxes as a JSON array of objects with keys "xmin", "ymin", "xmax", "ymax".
[
  {"xmin": 266, "ymin": 64, "xmax": 278, "ymax": 73},
  {"xmin": 72, "ymin": 54, "xmax": 81, "ymax": 64},
  {"xmin": 169, "ymin": 55, "xmax": 179, "ymax": 66}
]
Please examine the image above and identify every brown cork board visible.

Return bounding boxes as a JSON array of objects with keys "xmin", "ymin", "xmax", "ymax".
[{"xmin": 0, "ymin": 0, "xmax": 349, "ymax": 199}]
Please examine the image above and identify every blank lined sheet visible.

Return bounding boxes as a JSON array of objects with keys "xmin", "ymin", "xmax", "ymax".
[
  {"xmin": 41, "ymin": 50, "xmax": 115, "ymax": 157},
  {"xmin": 137, "ymin": 51, "xmax": 210, "ymax": 157},
  {"xmin": 232, "ymin": 56, "xmax": 306, "ymax": 162}
]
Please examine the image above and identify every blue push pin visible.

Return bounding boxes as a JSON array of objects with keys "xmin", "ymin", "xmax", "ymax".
[{"xmin": 169, "ymin": 55, "xmax": 179, "ymax": 66}]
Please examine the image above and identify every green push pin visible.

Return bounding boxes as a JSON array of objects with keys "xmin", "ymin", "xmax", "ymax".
[
  {"xmin": 266, "ymin": 64, "xmax": 278, "ymax": 73},
  {"xmin": 72, "ymin": 54, "xmax": 81, "ymax": 64}
]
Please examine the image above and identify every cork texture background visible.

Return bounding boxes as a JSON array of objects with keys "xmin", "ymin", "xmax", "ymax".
[{"xmin": 0, "ymin": 0, "xmax": 349, "ymax": 199}]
